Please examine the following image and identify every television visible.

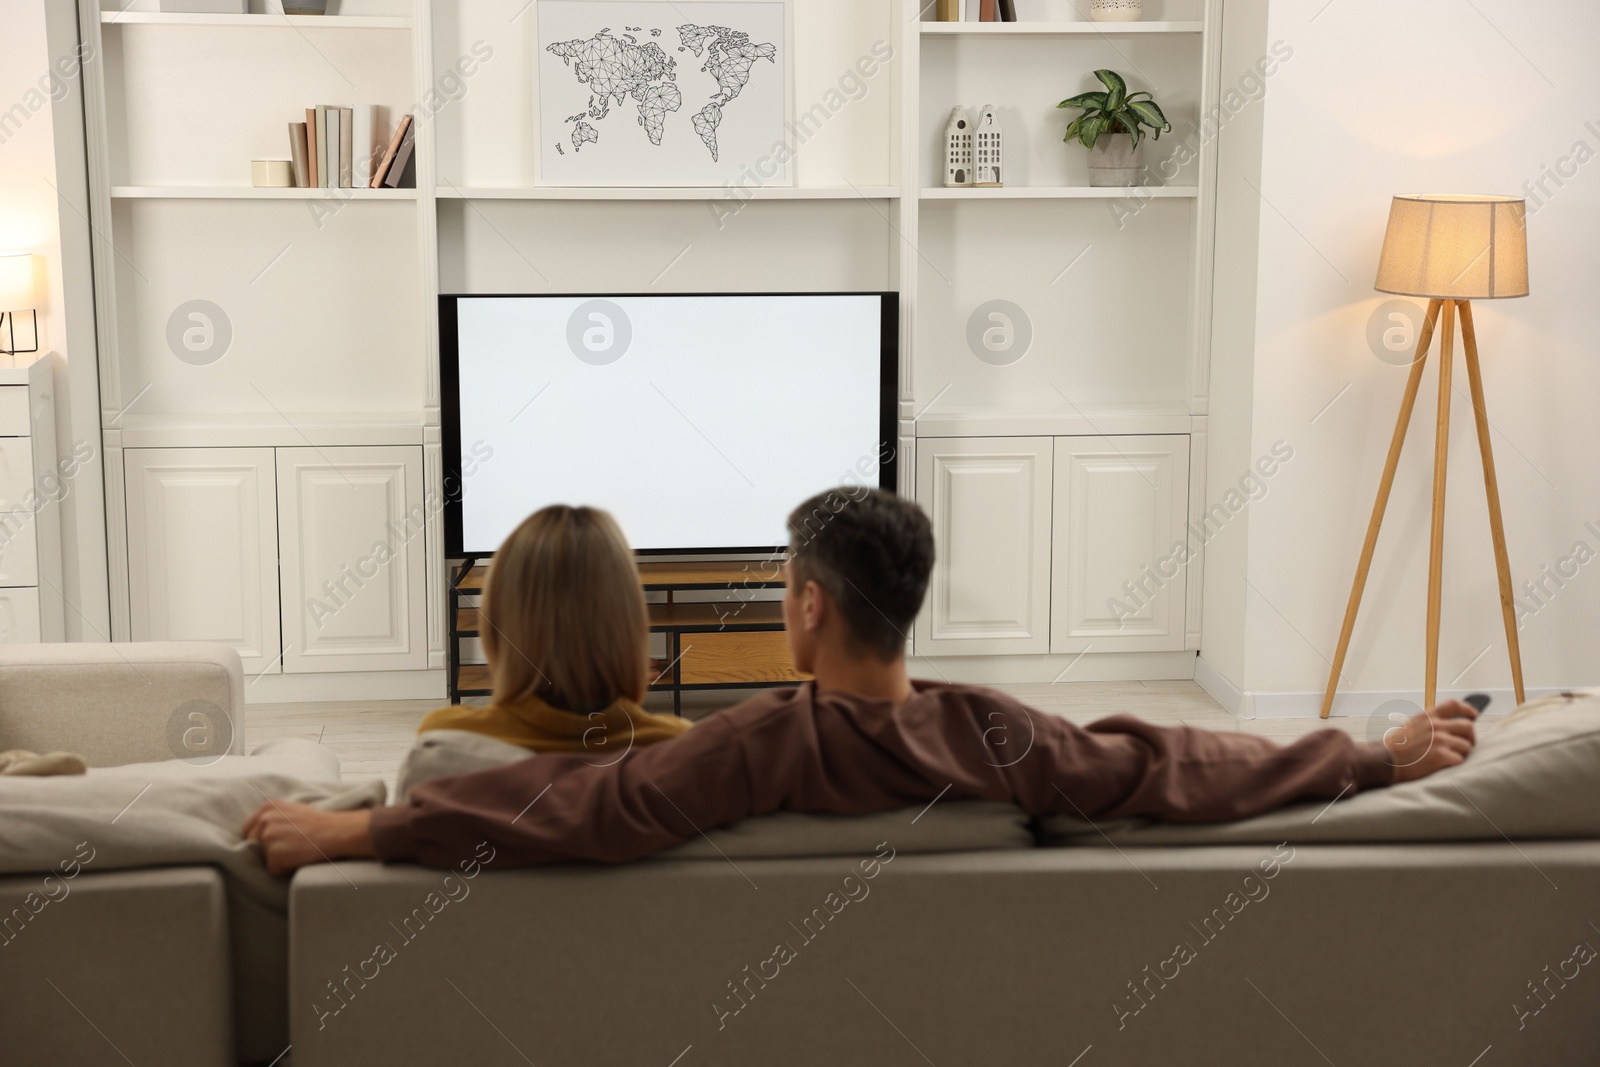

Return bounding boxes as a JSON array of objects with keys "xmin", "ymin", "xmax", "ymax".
[{"xmin": 441, "ymin": 292, "xmax": 898, "ymax": 557}]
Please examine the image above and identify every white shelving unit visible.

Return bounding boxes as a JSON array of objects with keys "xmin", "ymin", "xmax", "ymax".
[
  {"xmin": 434, "ymin": 186, "xmax": 900, "ymax": 201},
  {"xmin": 99, "ymin": 11, "xmax": 413, "ymax": 28},
  {"xmin": 918, "ymin": 20, "xmax": 1203, "ymax": 34},
  {"xmin": 76, "ymin": 0, "xmax": 1221, "ymax": 696},
  {"xmin": 919, "ymin": 185, "xmax": 1199, "ymax": 199},
  {"xmin": 111, "ymin": 185, "xmax": 419, "ymax": 199}
]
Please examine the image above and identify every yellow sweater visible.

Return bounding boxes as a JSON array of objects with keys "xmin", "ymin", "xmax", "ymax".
[{"xmin": 418, "ymin": 693, "xmax": 691, "ymax": 754}]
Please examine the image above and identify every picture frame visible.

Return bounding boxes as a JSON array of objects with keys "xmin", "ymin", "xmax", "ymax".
[{"xmin": 534, "ymin": 0, "xmax": 795, "ymax": 188}]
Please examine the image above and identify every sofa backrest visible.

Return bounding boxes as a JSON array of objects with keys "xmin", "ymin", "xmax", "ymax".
[{"xmin": 0, "ymin": 642, "xmax": 244, "ymax": 767}]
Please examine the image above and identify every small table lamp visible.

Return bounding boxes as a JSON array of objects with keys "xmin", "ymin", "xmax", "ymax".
[
  {"xmin": 1321, "ymin": 194, "xmax": 1529, "ymax": 717},
  {"xmin": 0, "ymin": 252, "xmax": 39, "ymax": 357}
]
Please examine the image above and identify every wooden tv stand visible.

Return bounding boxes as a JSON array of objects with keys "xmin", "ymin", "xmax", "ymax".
[{"xmin": 448, "ymin": 560, "xmax": 807, "ymax": 714}]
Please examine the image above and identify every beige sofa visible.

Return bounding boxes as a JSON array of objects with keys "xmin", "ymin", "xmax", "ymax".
[
  {"xmin": 287, "ymin": 840, "xmax": 1600, "ymax": 1066},
  {"xmin": 0, "ymin": 642, "xmax": 272, "ymax": 1067},
  {"xmin": 8, "ymin": 643, "xmax": 1600, "ymax": 1067}
]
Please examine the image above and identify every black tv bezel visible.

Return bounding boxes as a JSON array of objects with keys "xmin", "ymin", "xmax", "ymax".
[{"xmin": 439, "ymin": 291, "xmax": 900, "ymax": 559}]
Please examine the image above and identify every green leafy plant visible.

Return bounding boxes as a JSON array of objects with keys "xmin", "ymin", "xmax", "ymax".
[{"xmin": 1056, "ymin": 70, "xmax": 1171, "ymax": 150}]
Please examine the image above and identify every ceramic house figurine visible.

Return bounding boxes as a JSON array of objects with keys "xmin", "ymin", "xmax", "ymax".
[
  {"xmin": 944, "ymin": 106, "xmax": 974, "ymax": 187},
  {"xmin": 974, "ymin": 105, "xmax": 1002, "ymax": 187}
]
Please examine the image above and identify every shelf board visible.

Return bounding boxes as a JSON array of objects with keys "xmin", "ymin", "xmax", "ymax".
[
  {"xmin": 111, "ymin": 185, "xmax": 417, "ymax": 200},
  {"xmin": 920, "ymin": 20, "xmax": 1203, "ymax": 35},
  {"xmin": 100, "ymin": 11, "xmax": 412, "ymax": 29},
  {"xmin": 916, "ymin": 403, "xmax": 1195, "ymax": 438},
  {"xmin": 920, "ymin": 186, "xmax": 1199, "ymax": 200},
  {"xmin": 435, "ymin": 186, "xmax": 900, "ymax": 201},
  {"xmin": 107, "ymin": 412, "xmax": 428, "ymax": 448}
]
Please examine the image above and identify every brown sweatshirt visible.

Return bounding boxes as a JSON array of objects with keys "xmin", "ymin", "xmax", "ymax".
[{"xmin": 369, "ymin": 680, "xmax": 1396, "ymax": 868}]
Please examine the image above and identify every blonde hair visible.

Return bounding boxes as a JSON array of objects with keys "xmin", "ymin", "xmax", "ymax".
[{"xmin": 480, "ymin": 505, "xmax": 648, "ymax": 714}]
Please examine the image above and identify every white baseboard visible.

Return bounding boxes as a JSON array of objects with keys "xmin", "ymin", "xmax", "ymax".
[
  {"xmin": 1193, "ymin": 655, "xmax": 1247, "ymax": 716},
  {"xmin": 244, "ymin": 669, "xmax": 448, "ymax": 704},
  {"xmin": 1235, "ymin": 685, "xmax": 1572, "ymax": 720},
  {"xmin": 908, "ymin": 650, "xmax": 1197, "ymax": 685}
]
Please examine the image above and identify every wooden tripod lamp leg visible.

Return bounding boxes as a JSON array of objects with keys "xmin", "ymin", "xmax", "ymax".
[
  {"xmin": 1424, "ymin": 301, "xmax": 1457, "ymax": 708},
  {"xmin": 1459, "ymin": 300, "xmax": 1527, "ymax": 706},
  {"xmin": 1320, "ymin": 298, "xmax": 1444, "ymax": 717}
]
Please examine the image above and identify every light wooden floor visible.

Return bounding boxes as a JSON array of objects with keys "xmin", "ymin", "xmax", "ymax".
[{"xmin": 250, "ymin": 680, "xmax": 1364, "ymax": 796}]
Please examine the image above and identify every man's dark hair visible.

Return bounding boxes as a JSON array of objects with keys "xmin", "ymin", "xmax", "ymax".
[{"xmin": 785, "ymin": 488, "xmax": 935, "ymax": 660}]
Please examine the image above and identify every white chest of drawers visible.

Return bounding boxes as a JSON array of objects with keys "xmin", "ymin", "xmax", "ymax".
[{"xmin": 0, "ymin": 356, "xmax": 63, "ymax": 643}]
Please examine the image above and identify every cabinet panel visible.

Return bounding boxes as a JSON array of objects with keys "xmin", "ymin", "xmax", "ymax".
[
  {"xmin": 124, "ymin": 448, "xmax": 281, "ymax": 674},
  {"xmin": 914, "ymin": 437, "xmax": 1052, "ymax": 656},
  {"xmin": 277, "ymin": 446, "xmax": 427, "ymax": 673},
  {"xmin": 0, "ymin": 438, "xmax": 34, "ymax": 512},
  {"xmin": 1051, "ymin": 436, "xmax": 1191, "ymax": 653},
  {"xmin": 0, "ymin": 587, "xmax": 40, "ymax": 643}
]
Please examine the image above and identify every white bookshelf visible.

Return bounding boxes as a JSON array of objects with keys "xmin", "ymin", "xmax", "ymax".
[
  {"xmin": 100, "ymin": 11, "xmax": 412, "ymax": 28},
  {"xmin": 111, "ymin": 185, "xmax": 418, "ymax": 199},
  {"xmin": 435, "ymin": 186, "xmax": 901, "ymax": 201},
  {"xmin": 918, "ymin": 20, "xmax": 1203, "ymax": 35},
  {"xmin": 77, "ymin": 0, "xmax": 1222, "ymax": 696},
  {"xmin": 919, "ymin": 185, "xmax": 1199, "ymax": 199}
]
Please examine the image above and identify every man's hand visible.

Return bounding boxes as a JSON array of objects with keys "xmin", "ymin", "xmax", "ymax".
[
  {"xmin": 242, "ymin": 801, "xmax": 377, "ymax": 876},
  {"xmin": 1383, "ymin": 700, "xmax": 1478, "ymax": 783}
]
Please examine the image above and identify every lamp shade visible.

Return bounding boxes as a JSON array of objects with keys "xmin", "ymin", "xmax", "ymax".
[
  {"xmin": 1374, "ymin": 194, "xmax": 1528, "ymax": 299},
  {"xmin": 0, "ymin": 253, "xmax": 36, "ymax": 312}
]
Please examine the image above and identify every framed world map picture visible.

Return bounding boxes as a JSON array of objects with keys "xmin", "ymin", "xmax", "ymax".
[{"xmin": 536, "ymin": 0, "xmax": 792, "ymax": 187}]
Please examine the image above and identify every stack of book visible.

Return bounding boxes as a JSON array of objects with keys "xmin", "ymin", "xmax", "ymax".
[
  {"xmin": 936, "ymin": 0, "xmax": 1019, "ymax": 20},
  {"xmin": 286, "ymin": 107, "xmax": 416, "ymax": 190}
]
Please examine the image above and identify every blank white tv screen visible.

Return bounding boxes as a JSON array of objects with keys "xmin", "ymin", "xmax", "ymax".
[{"xmin": 444, "ymin": 293, "xmax": 895, "ymax": 555}]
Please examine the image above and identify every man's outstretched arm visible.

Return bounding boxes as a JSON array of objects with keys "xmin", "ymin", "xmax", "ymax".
[{"xmin": 994, "ymin": 699, "xmax": 1477, "ymax": 823}]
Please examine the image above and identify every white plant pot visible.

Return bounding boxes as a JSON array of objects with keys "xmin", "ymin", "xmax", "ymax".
[
  {"xmin": 1088, "ymin": 0, "xmax": 1142, "ymax": 21},
  {"xmin": 1087, "ymin": 133, "xmax": 1141, "ymax": 187}
]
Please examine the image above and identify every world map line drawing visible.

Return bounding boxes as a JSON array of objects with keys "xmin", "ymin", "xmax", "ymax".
[{"xmin": 546, "ymin": 22, "xmax": 778, "ymax": 163}]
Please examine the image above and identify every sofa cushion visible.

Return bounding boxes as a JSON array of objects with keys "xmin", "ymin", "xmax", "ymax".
[
  {"xmin": 1041, "ymin": 689, "xmax": 1600, "ymax": 846},
  {"xmin": 656, "ymin": 800, "xmax": 1035, "ymax": 859},
  {"xmin": 396, "ymin": 729, "xmax": 535, "ymax": 801}
]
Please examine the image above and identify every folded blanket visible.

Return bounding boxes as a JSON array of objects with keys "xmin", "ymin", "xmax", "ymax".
[
  {"xmin": 0, "ymin": 750, "xmax": 86, "ymax": 776},
  {"xmin": 0, "ymin": 739, "xmax": 383, "ymax": 911}
]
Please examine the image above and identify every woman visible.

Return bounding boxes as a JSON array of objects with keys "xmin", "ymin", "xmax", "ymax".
[{"xmin": 422, "ymin": 505, "xmax": 690, "ymax": 755}]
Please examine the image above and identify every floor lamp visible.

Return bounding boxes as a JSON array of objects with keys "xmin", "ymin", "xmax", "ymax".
[{"xmin": 1321, "ymin": 194, "xmax": 1529, "ymax": 718}]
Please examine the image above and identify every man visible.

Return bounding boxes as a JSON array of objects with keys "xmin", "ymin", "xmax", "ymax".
[{"xmin": 245, "ymin": 489, "xmax": 1476, "ymax": 874}]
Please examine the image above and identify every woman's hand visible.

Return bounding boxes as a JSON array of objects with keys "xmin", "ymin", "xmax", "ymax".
[{"xmin": 243, "ymin": 801, "xmax": 377, "ymax": 876}]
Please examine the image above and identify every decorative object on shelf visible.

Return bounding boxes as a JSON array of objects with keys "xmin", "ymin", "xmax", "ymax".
[
  {"xmin": 159, "ymin": 0, "xmax": 246, "ymax": 12},
  {"xmin": 973, "ymin": 105, "xmax": 1002, "ymax": 187},
  {"xmin": 979, "ymin": 0, "xmax": 997, "ymax": 20},
  {"xmin": 944, "ymin": 106, "xmax": 974, "ymax": 187},
  {"xmin": 0, "ymin": 253, "xmax": 38, "ymax": 357},
  {"xmin": 1056, "ymin": 69, "xmax": 1169, "ymax": 187},
  {"xmin": 280, "ymin": 0, "xmax": 331, "ymax": 14},
  {"xmin": 935, "ymin": 0, "xmax": 960, "ymax": 20},
  {"xmin": 1088, "ymin": 0, "xmax": 1142, "ymax": 21},
  {"xmin": 250, "ymin": 160, "xmax": 295, "ymax": 188},
  {"xmin": 1321, "ymin": 194, "xmax": 1530, "ymax": 718},
  {"xmin": 536, "ymin": 0, "xmax": 792, "ymax": 188}
]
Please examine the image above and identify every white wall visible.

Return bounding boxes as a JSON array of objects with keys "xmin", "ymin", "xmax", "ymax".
[
  {"xmin": 1206, "ymin": 0, "xmax": 1600, "ymax": 713},
  {"xmin": 0, "ymin": 0, "xmax": 110, "ymax": 640}
]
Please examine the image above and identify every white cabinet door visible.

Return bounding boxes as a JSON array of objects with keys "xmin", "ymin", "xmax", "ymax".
[
  {"xmin": 1051, "ymin": 435, "xmax": 1190, "ymax": 653},
  {"xmin": 124, "ymin": 448, "xmax": 281, "ymax": 674},
  {"xmin": 277, "ymin": 446, "xmax": 427, "ymax": 673},
  {"xmin": 914, "ymin": 437, "xmax": 1052, "ymax": 656}
]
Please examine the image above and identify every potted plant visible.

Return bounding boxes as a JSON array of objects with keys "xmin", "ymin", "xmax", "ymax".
[{"xmin": 1056, "ymin": 70, "xmax": 1171, "ymax": 187}]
